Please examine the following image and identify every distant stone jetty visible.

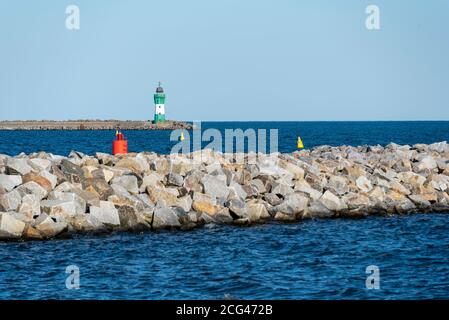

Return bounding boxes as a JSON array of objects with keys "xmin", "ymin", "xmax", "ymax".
[
  {"xmin": 0, "ymin": 120, "xmax": 192, "ymax": 130},
  {"xmin": 1, "ymin": 142, "xmax": 449, "ymax": 241}
]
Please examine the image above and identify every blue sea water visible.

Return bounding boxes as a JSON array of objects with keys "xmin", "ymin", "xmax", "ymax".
[
  {"xmin": 0, "ymin": 121, "xmax": 449, "ymax": 300},
  {"xmin": 0, "ymin": 121, "xmax": 449, "ymax": 156}
]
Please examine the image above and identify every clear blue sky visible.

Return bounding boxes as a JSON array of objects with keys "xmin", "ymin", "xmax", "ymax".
[{"xmin": 0, "ymin": 0, "xmax": 448, "ymax": 121}]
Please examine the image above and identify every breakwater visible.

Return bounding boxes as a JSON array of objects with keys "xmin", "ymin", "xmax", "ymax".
[
  {"xmin": 1, "ymin": 142, "xmax": 449, "ymax": 241},
  {"xmin": 0, "ymin": 120, "xmax": 192, "ymax": 130}
]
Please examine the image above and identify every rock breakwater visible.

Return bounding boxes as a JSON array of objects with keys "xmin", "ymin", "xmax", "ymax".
[
  {"xmin": 1, "ymin": 142, "xmax": 449, "ymax": 241},
  {"xmin": 0, "ymin": 120, "xmax": 192, "ymax": 130}
]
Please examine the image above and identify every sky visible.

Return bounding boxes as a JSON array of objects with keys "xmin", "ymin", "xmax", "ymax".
[{"xmin": 0, "ymin": 0, "xmax": 448, "ymax": 121}]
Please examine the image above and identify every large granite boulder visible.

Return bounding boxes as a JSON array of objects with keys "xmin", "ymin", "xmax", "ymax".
[
  {"xmin": 0, "ymin": 213, "xmax": 26, "ymax": 239},
  {"xmin": 0, "ymin": 174, "xmax": 22, "ymax": 192}
]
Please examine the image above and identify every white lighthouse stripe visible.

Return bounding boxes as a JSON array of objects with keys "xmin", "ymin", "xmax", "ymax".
[{"xmin": 155, "ymin": 104, "xmax": 165, "ymax": 115}]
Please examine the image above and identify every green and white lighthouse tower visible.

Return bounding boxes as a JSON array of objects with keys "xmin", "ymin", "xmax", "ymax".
[{"xmin": 153, "ymin": 82, "xmax": 166, "ymax": 123}]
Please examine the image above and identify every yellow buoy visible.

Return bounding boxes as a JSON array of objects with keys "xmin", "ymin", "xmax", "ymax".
[
  {"xmin": 297, "ymin": 136, "xmax": 304, "ymax": 149},
  {"xmin": 179, "ymin": 132, "xmax": 185, "ymax": 141}
]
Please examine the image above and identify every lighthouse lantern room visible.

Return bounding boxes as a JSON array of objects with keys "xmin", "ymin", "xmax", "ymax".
[{"xmin": 154, "ymin": 82, "xmax": 166, "ymax": 123}]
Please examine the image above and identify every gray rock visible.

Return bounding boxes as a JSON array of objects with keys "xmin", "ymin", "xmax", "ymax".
[
  {"xmin": 117, "ymin": 205, "xmax": 149, "ymax": 230},
  {"xmin": 183, "ymin": 170, "xmax": 204, "ymax": 192},
  {"xmin": 34, "ymin": 213, "xmax": 68, "ymax": 238},
  {"xmin": 319, "ymin": 191, "xmax": 347, "ymax": 212},
  {"xmin": 0, "ymin": 189, "xmax": 22, "ymax": 211},
  {"xmin": 60, "ymin": 159, "xmax": 84, "ymax": 184},
  {"xmin": 201, "ymin": 174, "xmax": 229, "ymax": 199},
  {"xmin": 0, "ymin": 213, "xmax": 26, "ymax": 239},
  {"xmin": 28, "ymin": 158, "xmax": 51, "ymax": 172},
  {"xmin": 273, "ymin": 193, "xmax": 308, "ymax": 218},
  {"xmin": 139, "ymin": 172, "xmax": 164, "ymax": 192},
  {"xmin": 18, "ymin": 194, "xmax": 41, "ymax": 218},
  {"xmin": 271, "ymin": 182, "xmax": 294, "ymax": 197},
  {"xmin": 111, "ymin": 175, "xmax": 139, "ymax": 195},
  {"xmin": 328, "ymin": 175, "xmax": 349, "ymax": 195},
  {"xmin": 135, "ymin": 193, "xmax": 155, "ymax": 209},
  {"xmin": 176, "ymin": 195, "xmax": 192, "ymax": 212},
  {"xmin": 294, "ymin": 183, "xmax": 322, "ymax": 201},
  {"xmin": 428, "ymin": 141, "xmax": 448, "ymax": 153},
  {"xmin": 149, "ymin": 158, "xmax": 171, "ymax": 175},
  {"xmin": 0, "ymin": 174, "xmax": 22, "ymax": 192},
  {"xmin": 41, "ymin": 199, "xmax": 78, "ymax": 217},
  {"xmin": 265, "ymin": 193, "xmax": 283, "ymax": 206},
  {"xmin": 416, "ymin": 156, "xmax": 438, "ymax": 171},
  {"xmin": 167, "ymin": 172, "xmax": 184, "ymax": 187},
  {"xmin": 306, "ymin": 201, "xmax": 335, "ymax": 218},
  {"xmin": 213, "ymin": 207, "xmax": 234, "ymax": 224},
  {"xmin": 225, "ymin": 199, "xmax": 248, "ymax": 218},
  {"xmin": 16, "ymin": 181, "xmax": 48, "ymax": 201},
  {"xmin": 68, "ymin": 150, "xmax": 86, "ymax": 159},
  {"xmin": 108, "ymin": 187, "xmax": 145, "ymax": 212},
  {"xmin": 48, "ymin": 191, "xmax": 86, "ymax": 214},
  {"xmin": 115, "ymin": 156, "xmax": 149, "ymax": 173},
  {"xmin": 89, "ymin": 201, "xmax": 120, "ymax": 227},
  {"xmin": 147, "ymin": 186, "xmax": 178, "ymax": 207},
  {"xmin": 408, "ymin": 195, "xmax": 432, "ymax": 210},
  {"xmin": 229, "ymin": 181, "xmax": 248, "ymax": 200},
  {"xmin": 273, "ymin": 211, "xmax": 296, "ymax": 221},
  {"xmin": 82, "ymin": 178, "xmax": 114, "ymax": 200},
  {"xmin": 250, "ymin": 179, "xmax": 266, "ymax": 194},
  {"xmin": 430, "ymin": 175, "xmax": 449, "ymax": 192},
  {"xmin": 395, "ymin": 198, "xmax": 417, "ymax": 214},
  {"xmin": 152, "ymin": 207, "xmax": 181, "ymax": 229},
  {"xmin": 247, "ymin": 203, "xmax": 270, "ymax": 222}
]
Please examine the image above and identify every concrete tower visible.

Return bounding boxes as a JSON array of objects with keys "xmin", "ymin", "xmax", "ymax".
[{"xmin": 154, "ymin": 82, "xmax": 166, "ymax": 123}]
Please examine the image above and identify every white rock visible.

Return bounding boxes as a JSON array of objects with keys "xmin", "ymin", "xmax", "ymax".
[
  {"xmin": 0, "ymin": 174, "xmax": 22, "ymax": 192},
  {"xmin": 48, "ymin": 191, "xmax": 86, "ymax": 214},
  {"xmin": 356, "ymin": 176, "xmax": 373, "ymax": 192},
  {"xmin": 0, "ymin": 213, "xmax": 26, "ymax": 239},
  {"xmin": 28, "ymin": 158, "xmax": 51, "ymax": 171},
  {"xmin": 102, "ymin": 168, "xmax": 115, "ymax": 183},
  {"xmin": 6, "ymin": 158, "xmax": 32, "ymax": 175},
  {"xmin": 18, "ymin": 194, "xmax": 41, "ymax": 218},
  {"xmin": 416, "ymin": 156, "xmax": 438, "ymax": 171}
]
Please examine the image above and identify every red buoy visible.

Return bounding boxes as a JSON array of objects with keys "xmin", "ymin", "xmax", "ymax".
[{"xmin": 112, "ymin": 130, "xmax": 128, "ymax": 155}]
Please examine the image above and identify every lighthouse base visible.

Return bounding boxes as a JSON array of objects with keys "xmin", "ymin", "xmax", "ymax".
[{"xmin": 154, "ymin": 114, "xmax": 166, "ymax": 123}]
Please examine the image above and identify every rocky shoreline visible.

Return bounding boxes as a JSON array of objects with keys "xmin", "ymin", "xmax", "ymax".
[
  {"xmin": 1, "ymin": 142, "xmax": 449, "ymax": 241},
  {"xmin": 0, "ymin": 120, "xmax": 192, "ymax": 130}
]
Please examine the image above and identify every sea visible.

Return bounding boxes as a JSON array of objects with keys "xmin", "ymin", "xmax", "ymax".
[{"xmin": 0, "ymin": 121, "xmax": 448, "ymax": 299}]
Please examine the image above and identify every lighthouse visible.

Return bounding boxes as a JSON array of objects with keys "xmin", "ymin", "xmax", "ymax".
[{"xmin": 154, "ymin": 82, "xmax": 166, "ymax": 123}]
